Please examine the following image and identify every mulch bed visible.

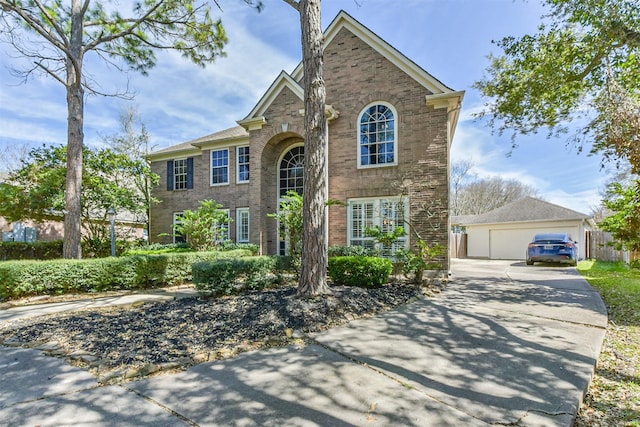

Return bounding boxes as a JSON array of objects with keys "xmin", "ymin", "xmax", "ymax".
[{"xmin": 0, "ymin": 283, "xmax": 438, "ymax": 383}]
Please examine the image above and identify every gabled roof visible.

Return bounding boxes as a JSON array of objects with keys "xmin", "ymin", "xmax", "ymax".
[
  {"xmin": 292, "ymin": 10, "xmax": 455, "ymax": 95},
  {"xmin": 452, "ymin": 197, "xmax": 590, "ymax": 226},
  {"xmin": 147, "ymin": 126, "xmax": 249, "ymax": 161},
  {"xmin": 240, "ymin": 10, "xmax": 464, "ymax": 134},
  {"xmin": 151, "ymin": 10, "xmax": 464, "ymax": 158},
  {"xmin": 239, "ymin": 71, "xmax": 303, "ymax": 125}
]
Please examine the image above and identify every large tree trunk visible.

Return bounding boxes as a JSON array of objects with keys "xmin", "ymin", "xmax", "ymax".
[
  {"xmin": 63, "ymin": 0, "xmax": 85, "ymax": 259},
  {"xmin": 297, "ymin": 0, "xmax": 330, "ymax": 297}
]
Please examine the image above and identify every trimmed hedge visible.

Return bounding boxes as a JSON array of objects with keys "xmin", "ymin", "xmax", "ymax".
[
  {"xmin": 0, "ymin": 240, "xmax": 64, "ymax": 261},
  {"xmin": 328, "ymin": 245, "xmax": 378, "ymax": 257},
  {"xmin": 193, "ymin": 256, "xmax": 278, "ymax": 296},
  {"xmin": 328, "ymin": 256, "xmax": 393, "ymax": 288},
  {"xmin": 0, "ymin": 249, "xmax": 252, "ymax": 300}
]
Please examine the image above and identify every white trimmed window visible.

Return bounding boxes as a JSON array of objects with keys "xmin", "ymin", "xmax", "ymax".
[
  {"xmin": 236, "ymin": 208, "xmax": 250, "ymax": 243},
  {"xmin": 214, "ymin": 209, "xmax": 231, "ymax": 243},
  {"xmin": 237, "ymin": 146, "xmax": 250, "ymax": 183},
  {"xmin": 279, "ymin": 145, "xmax": 304, "ymax": 197},
  {"xmin": 173, "ymin": 212, "xmax": 186, "ymax": 243},
  {"xmin": 210, "ymin": 148, "xmax": 229, "ymax": 185},
  {"xmin": 348, "ymin": 197, "xmax": 408, "ymax": 256},
  {"xmin": 173, "ymin": 159, "xmax": 188, "ymax": 190},
  {"xmin": 358, "ymin": 102, "xmax": 397, "ymax": 168}
]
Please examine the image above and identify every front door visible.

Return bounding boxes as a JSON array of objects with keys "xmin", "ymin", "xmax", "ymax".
[{"xmin": 277, "ymin": 145, "xmax": 304, "ymax": 255}]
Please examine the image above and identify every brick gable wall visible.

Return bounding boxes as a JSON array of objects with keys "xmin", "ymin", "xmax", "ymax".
[{"xmin": 149, "ymin": 25, "xmax": 451, "ymax": 269}]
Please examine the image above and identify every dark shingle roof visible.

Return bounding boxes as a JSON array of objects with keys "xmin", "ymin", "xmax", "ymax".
[
  {"xmin": 451, "ymin": 197, "xmax": 590, "ymax": 225},
  {"xmin": 149, "ymin": 126, "xmax": 249, "ymax": 157}
]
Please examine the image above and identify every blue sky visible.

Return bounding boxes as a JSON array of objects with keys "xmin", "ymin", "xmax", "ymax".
[{"xmin": 0, "ymin": 0, "xmax": 606, "ymax": 214}]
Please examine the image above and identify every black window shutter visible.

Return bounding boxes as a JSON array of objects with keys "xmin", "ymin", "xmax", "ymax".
[
  {"xmin": 186, "ymin": 157, "xmax": 194, "ymax": 189},
  {"xmin": 166, "ymin": 160, "xmax": 174, "ymax": 191}
]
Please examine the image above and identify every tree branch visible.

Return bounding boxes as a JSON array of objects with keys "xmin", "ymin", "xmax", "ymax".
[
  {"xmin": 32, "ymin": 0, "xmax": 68, "ymax": 44},
  {"xmin": 0, "ymin": 0, "xmax": 68, "ymax": 53},
  {"xmin": 83, "ymin": 0, "xmax": 167, "ymax": 52},
  {"xmin": 34, "ymin": 61, "xmax": 67, "ymax": 86},
  {"xmin": 282, "ymin": 0, "xmax": 300, "ymax": 11}
]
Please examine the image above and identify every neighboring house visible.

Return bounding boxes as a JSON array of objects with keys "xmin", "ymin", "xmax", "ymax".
[
  {"xmin": 451, "ymin": 197, "xmax": 592, "ymax": 261},
  {"xmin": 148, "ymin": 11, "xmax": 464, "ymax": 270},
  {"xmin": 0, "ymin": 216, "xmax": 146, "ymax": 243},
  {"xmin": 0, "ymin": 217, "xmax": 64, "ymax": 242}
]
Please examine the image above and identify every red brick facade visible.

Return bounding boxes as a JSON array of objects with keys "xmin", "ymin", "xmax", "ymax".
[{"xmin": 148, "ymin": 12, "xmax": 463, "ymax": 270}]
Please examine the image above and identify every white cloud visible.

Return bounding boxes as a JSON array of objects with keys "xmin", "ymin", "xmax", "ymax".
[{"xmin": 546, "ymin": 188, "xmax": 602, "ymax": 215}]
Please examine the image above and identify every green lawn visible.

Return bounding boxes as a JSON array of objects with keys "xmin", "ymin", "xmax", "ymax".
[{"xmin": 575, "ymin": 260, "xmax": 640, "ymax": 426}]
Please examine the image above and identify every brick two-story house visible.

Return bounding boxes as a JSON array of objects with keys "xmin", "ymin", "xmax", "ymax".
[{"xmin": 148, "ymin": 11, "xmax": 464, "ymax": 270}]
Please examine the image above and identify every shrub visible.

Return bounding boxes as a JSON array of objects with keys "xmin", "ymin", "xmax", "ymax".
[
  {"xmin": 144, "ymin": 249, "xmax": 252, "ymax": 287},
  {"xmin": 0, "ymin": 249, "xmax": 253, "ymax": 300},
  {"xmin": 218, "ymin": 242, "xmax": 260, "ymax": 256},
  {"xmin": 81, "ymin": 238, "xmax": 137, "ymax": 258},
  {"xmin": 174, "ymin": 199, "xmax": 231, "ymax": 251},
  {"xmin": 395, "ymin": 242, "xmax": 446, "ymax": 284},
  {"xmin": 0, "ymin": 257, "xmax": 138, "ymax": 298},
  {"xmin": 193, "ymin": 256, "xmax": 277, "ymax": 296},
  {"xmin": 328, "ymin": 245, "xmax": 378, "ymax": 257},
  {"xmin": 0, "ymin": 240, "xmax": 64, "ymax": 260},
  {"xmin": 121, "ymin": 242, "xmax": 191, "ymax": 256},
  {"xmin": 328, "ymin": 256, "xmax": 393, "ymax": 288},
  {"xmin": 268, "ymin": 191, "xmax": 303, "ymax": 276}
]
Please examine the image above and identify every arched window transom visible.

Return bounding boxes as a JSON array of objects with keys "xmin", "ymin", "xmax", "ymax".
[
  {"xmin": 358, "ymin": 103, "xmax": 397, "ymax": 167},
  {"xmin": 279, "ymin": 145, "xmax": 304, "ymax": 197}
]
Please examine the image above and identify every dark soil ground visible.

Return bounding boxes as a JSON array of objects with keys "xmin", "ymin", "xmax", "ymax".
[{"xmin": 0, "ymin": 283, "xmax": 436, "ymax": 383}]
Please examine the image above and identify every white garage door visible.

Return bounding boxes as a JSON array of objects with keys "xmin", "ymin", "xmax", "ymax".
[{"xmin": 489, "ymin": 227, "xmax": 580, "ymax": 260}]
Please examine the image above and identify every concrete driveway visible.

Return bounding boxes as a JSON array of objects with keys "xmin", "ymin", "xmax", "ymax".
[{"xmin": 0, "ymin": 259, "xmax": 607, "ymax": 426}]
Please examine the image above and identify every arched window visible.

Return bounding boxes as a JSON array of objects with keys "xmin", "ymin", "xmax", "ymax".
[
  {"xmin": 279, "ymin": 145, "xmax": 305, "ymax": 197},
  {"xmin": 358, "ymin": 103, "xmax": 397, "ymax": 167}
]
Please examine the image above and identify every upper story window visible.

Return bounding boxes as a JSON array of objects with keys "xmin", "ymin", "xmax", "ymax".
[
  {"xmin": 358, "ymin": 103, "xmax": 397, "ymax": 168},
  {"xmin": 237, "ymin": 146, "xmax": 250, "ymax": 183},
  {"xmin": 166, "ymin": 158, "xmax": 193, "ymax": 191},
  {"xmin": 211, "ymin": 148, "xmax": 229, "ymax": 186},
  {"xmin": 174, "ymin": 159, "xmax": 188, "ymax": 189}
]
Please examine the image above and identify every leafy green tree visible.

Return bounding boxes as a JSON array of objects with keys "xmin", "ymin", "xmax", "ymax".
[
  {"xmin": 475, "ymin": 0, "xmax": 640, "ymax": 171},
  {"xmin": 0, "ymin": 144, "xmax": 147, "ymax": 252},
  {"xmin": 269, "ymin": 191, "xmax": 304, "ymax": 275},
  {"xmin": 174, "ymin": 200, "xmax": 231, "ymax": 252},
  {"xmin": 599, "ymin": 180, "xmax": 640, "ymax": 252},
  {"xmin": 0, "ymin": 1, "xmax": 254, "ymax": 258},
  {"xmin": 101, "ymin": 107, "xmax": 159, "ymax": 238}
]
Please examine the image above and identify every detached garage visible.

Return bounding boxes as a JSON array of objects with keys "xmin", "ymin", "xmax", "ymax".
[{"xmin": 452, "ymin": 197, "xmax": 592, "ymax": 261}]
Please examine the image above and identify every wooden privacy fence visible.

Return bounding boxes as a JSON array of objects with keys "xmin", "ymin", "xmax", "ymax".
[
  {"xmin": 450, "ymin": 233, "xmax": 467, "ymax": 259},
  {"xmin": 586, "ymin": 230, "xmax": 628, "ymax": 263}
]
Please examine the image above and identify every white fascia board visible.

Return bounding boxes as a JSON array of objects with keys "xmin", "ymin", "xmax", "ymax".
[
  {"xmin": 292, "ymin": 11, "xmax": 454, "ymax": 95},
  {"xmin": 192, "ymin": 135, "xmax": 250, "ymax": 150},
  {"xmin": 426, "ymin": 91, "xmax": 465, "ymax": 143},
  {"xmin": 147, "ymin": 148, "xmax": 202, "ymax": 163},
  {"xmin": 240, "ymin": 71, "xmax": 303, "ymax": 123}
]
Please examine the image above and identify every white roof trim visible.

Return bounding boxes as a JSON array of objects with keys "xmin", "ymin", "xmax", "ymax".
[
  {"xmin": 147, "ymin": 148, "xmax": 201, "ymax": 162},
  {"xmin": 298, "ymin": 104, "xmax": 340, "ymax": 121},
  {"xmin": 241, "ymin": 71, "xmax": 303, "ymax": 121},
  {"xmin": 237, "ymin": 116, "xmax": 267, "ymax": 131},
  {"xmin": 292, "ymin": 10, "xmax": 453, "ymax": 95},
  {"xmin": 426, "ymin": 91, "xmax": 465, "ymax": 109}
]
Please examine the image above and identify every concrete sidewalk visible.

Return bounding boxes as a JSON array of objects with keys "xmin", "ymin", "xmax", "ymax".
[
  {"xmin": 0, "ymin": 259, "xmax": 607, "ymax": 426},
  {"xmin": 0, "ymin": 285, "xmax": 199, "ymax": 324}
]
